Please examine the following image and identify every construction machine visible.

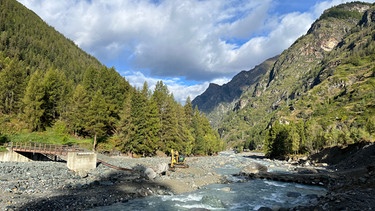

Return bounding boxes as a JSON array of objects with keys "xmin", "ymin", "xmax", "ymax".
[{"xmin": 169, "ymin": 149, "xmax": 189, "ymax": 170}]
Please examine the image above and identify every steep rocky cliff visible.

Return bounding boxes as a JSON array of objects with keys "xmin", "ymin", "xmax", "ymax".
[
  {"xmin": 192, "ymin": 56, "xmax": 278, "ymax": 114},
  {"xmin": 193, "ymin": 2, "xmax": 375, "ymax": 152}
]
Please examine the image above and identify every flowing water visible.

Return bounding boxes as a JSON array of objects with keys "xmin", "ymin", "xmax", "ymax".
[
  {"xmin": 91, "ymin": 152, "xmax": 326, "ymax": 210},
  {"xmin": 95, "ymin": 179, "xmax": 325, "ymax": 211}
]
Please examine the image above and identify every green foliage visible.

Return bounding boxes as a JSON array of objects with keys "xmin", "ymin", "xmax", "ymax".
[
  {"xmin": 319, "ymin": 3, "xmax": 363, "ymax": 20},
  {"xmin": 65, "ymin": 84, "xmax": 90, "ymax": 136},
  {"xmin": 113, "ymin": 82, "xmax": 222, "ymax": 156},
  {"xmin": 264, "ymin": 121, "xmax": 303, "ymax": 159},
  {"xmin": 85, "ymin": 90, "xmax": 110, "ymax": 150},
  {"xmin": 22, "ymin": 70, "xmax": 45, "ymax": 131},
  {"xmin": 207, "ymin": 2, "xmax": 375, "ymax": 159},
  {"xmin": 8, "ymin": 130, "xmax": 91, "ymax": 146},
  {"xmin": 0, "ymin": 0, "xmax": 223, "ymax": 156},
  {"xmin": 0, "ymin": 54, "xmax": 27, "ymax": 114},
  {"xmin": 0, "ymin": 133, "xmax": 9, "ymax": 145}
]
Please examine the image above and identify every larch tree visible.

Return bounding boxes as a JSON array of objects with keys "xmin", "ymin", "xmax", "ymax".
[
  {"xmin": 41, "ymin": 68, "xmax": 69, "ymax": 127},
  {"xmin": 65, "ymin": 84, "xmax": 90, "ymax": 136},
  {"xmin": 0, "ymin": 56, "xmax": 27, "ymax": 114},
  {"xmin": 85, "ymin": 89, "xmax": 110, "ymax": 151},
  {"xmin": 22, "ymin": 70, "xmax": 45, "ymax": 131}
]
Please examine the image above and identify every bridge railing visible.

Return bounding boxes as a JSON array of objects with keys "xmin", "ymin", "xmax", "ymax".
[{"xmin": 7, "ymin": 142, "xmax": 83, "ymax": 156}]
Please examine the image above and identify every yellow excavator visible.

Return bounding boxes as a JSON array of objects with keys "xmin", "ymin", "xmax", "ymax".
[{"xmin": 169, "ymin": 149, "xmax": 189, "ymax": 170}]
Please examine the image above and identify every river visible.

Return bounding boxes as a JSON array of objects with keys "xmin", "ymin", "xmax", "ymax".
[{"xmin": 90, "ymin": 151, "xmax": 326, "ymax": 210}]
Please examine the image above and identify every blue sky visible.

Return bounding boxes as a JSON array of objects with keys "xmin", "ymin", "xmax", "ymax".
[{"xmin": 18, "ymin": 0, "xmax": 375, "ymax": 103}]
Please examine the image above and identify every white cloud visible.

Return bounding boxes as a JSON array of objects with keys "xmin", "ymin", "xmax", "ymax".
[
  {"xmin": 17, "ymin": 0, "xmax": 375, "ymax": 103},
  {"xmin": 122, "ymin": 71, "xmax": 210, "ymax": 104}
]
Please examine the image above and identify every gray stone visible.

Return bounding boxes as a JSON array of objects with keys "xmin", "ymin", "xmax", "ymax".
[
  {"xmin": 240, "ymin": 162, "xmax": 268, "ymax": 174},
  {"xmin": 296, "ymin": 167, "xmax": 318, "ymax": 174},
  {"xmin": 220, "ymin": 187, "xmax": 231, "ymax": 192},
  {"xmin": 77, "ymin": 170, "xmax": 88, "ymax": 178},
  {"xmin": 154, "ymin": 162, "xmax": 169, "ymax": 175},
  {"xmin": 144, "ymin": 167, "xmax": 157, "ymax": 180},
  {"xmin": 99, "ymin": 181, "xmax": 114, "ymax": 186},
  {"xmin": 257, "ymin": 207, "xmax": 273, "ymax": 211},
  {"xmin": 287, "ymin": 191, "xmax": 302, "ymax": 198}
]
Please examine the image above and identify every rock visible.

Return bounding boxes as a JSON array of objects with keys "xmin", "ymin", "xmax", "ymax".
[
  {"xmin": 314, "ymin": 163, "xmax": 328, "ymax": 167},
  {"xmin": 154, "ymin": 163, "xmax": 168, "ymax": 175},
  {"xmin": 201, "ymin": 195, "xmax": 225, "ymax": 208},
  {"xmin": 296, "ymin": 167, "xmax": 318, "ymax": 174},
  {"xmin": 287, "ymin": 192, "xmax": 302, "ymax": 198},
  {"xmin": 77, "ymin": 171, "xmax": 88, "ymax": 178},
  {"xmin": 257, "ymin": 207, "xmax": 273, "ymax": 211},
  {"xmin": 220, "ymin": 187, "xmax": 231, "ymax": 192},
  {"xmin": 144, "ymin": 167, "xmax": 157, "ymax": 180},
  {"xmin": 305, "ymin": 194, "xmax": 318, "ymax": 200},
  {"xmin": 240, "ymin": 162, "xmax": 268, "ymax": 174}
]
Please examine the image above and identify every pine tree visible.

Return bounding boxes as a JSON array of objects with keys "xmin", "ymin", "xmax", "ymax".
[
  {"xmin": 191, "ymin": 107, "xmax": 206, "ymax": 155},
  {"xmin": 85, "ymin": 90, "xmax": 110, "ymax": 151},
  {"xmin": 65, "ymin": 84, "xmax": 89, "ymax": 136},
  {"xmin": 116, "ymin": 91, "xmax": 134, "ymax": 151},
  {"xmin": 184, "ymin": 97, "xmax": 194, "ymax": 126},
  {"xmin": 127, "ymin": 83, "xmax": 153, "ymax": 155},
  {"xmin": 0, "ymin": 55, "xmax": 27, "ymax": 114},
  {"xmin": 41, "ymin": 68, "xmax": 69, "ymax": 127},
  {"xmin": 22, "ymin": 70, "xmax": 45, "ymax": 131},
  {"xmin": 145, "ymin": 98, "xmax": 161, "ymax": 155},
  {"xmin": 176, "ymin": 104, "xmax": 194, "ymax": 155}
]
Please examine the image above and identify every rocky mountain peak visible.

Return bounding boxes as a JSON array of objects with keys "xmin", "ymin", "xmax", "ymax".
[
  {"xmin": 192, "ymin": 2, "xmax": 375, "ymax": 152},
  {"xmin": 192, "ymin": 56, "xmax": 278, "ymax": 113}
]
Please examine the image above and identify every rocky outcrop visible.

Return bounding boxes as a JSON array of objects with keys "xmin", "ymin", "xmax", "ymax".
[
  {"xmin": 360, "ymin": 8, "xmax": 375, "ymax": 26},
  {"xmin": 193, "ymin": 2, "xmax": 375, "ymax": 151},
  {"xmin": 192, "ymin": 56, "xmax": 278, "ymax": 113}
]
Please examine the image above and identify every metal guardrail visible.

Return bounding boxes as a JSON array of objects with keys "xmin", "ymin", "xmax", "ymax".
[{"xmin": 7, "ymin": 142, "xmax": 82, "ymax": 156}]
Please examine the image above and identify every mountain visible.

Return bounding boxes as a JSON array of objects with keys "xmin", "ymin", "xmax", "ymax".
[
  {"xmin": 0, "ymin": 0, "xmax": 223, "ymax": 156},
  {"xmin": 0, "ymin": 0, "xmax": 104, "ymax": 81},
  {"xmin": 192, "ymin": 56, "xmax": 278, "ymax": 114},
  {"xmin": 193, "ymin": 2, "xmax": 375, "ymax": 158}
]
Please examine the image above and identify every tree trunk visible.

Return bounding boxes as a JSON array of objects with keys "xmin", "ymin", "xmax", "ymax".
[{"xmin": 93, "ymin": 133, "xmax": 97, "ymax": 151}]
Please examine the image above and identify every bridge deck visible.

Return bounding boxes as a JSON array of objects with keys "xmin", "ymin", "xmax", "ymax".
[{"xmin": 8, "ymin": 142, "xmax": 82, "ymax": 156}]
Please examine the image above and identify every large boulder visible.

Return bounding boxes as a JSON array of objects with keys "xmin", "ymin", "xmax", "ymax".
[
  {"xmin": 240, "ymin": 162, "xmax": 268, "ymax": 174},
  {"xmin": 144, "ymin": 167, "xmax": 157, "ymax": 180},
  {"xmin": 154, "ymin": 163, "xmax": 169, "ymax": 175}
]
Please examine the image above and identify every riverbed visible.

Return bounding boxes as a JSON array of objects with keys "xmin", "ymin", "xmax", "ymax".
[{"xmin": 90, "ymin": 151, "xmax": 326, "ymax": 210}]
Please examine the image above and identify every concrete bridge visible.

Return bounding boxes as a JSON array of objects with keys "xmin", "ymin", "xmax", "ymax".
[{"xmin": 0, "ymin": 142, "xmax": 97, "ymax": 172}]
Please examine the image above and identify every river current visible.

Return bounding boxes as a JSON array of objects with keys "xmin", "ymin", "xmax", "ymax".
[{"xmin": 91, "ymin": 152, "xmax": 326, "ymax": 210}]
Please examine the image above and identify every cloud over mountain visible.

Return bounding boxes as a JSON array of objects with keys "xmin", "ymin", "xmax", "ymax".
[{"xmin": 18, "ymin": 0, "xmax": 375, "ymax": 102}]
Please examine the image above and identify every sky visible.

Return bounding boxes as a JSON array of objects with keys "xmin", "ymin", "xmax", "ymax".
[{"xmin": 18, "ymin": 0, "xmax": 375, "ymax": 104}]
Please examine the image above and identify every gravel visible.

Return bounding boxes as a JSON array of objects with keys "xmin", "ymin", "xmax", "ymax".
[
  {"xmin": 1, "ymin": 145, "xmax": 373, "ymax": 211},
  {"xmin": 0, "ymin": 151, "xmax": 267, "ymax": 211}
]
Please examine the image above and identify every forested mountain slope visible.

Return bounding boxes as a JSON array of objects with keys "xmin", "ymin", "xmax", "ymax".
[
  {"xmin": 194, "ymin": 2, "xmax": 375, "ymax": 158},
  {"xmin": 0, "ymin": 0, "xmax": 223, "ymax": 156}
]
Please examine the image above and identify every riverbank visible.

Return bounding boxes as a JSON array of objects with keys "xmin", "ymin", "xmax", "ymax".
[
  {"xmin": 295, "ymin": 141, "xmax": 375, "ymax": 210},
  {"xmin": 0, "ymin": 142, "xmax": 374, "ymax": 210},
  {"xmin": 0, "ymin": 151, "xmax": 290, "ymax": 210}
]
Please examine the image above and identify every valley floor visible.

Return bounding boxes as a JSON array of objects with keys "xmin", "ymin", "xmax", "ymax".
[{"xmin": 0, "ymin": 142, "xmax": 374, "ymax": 210}]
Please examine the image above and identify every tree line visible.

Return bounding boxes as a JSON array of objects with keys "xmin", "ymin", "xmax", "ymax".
[
  {"xmin": 0, "ymin": 0, "xmax": 224, "ymax": 156},
  {"xmin": 0, "ymin": 56, "xmax": 224, "ymax": 155}
]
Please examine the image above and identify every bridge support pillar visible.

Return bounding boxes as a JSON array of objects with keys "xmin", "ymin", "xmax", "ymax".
[
  {"xmin": 67, "ymin": 152, "xmax": 97, "ymax": 172},
  {"xmin": 0, "ymin": 149, "xmax": 31, "ymax": 162}
]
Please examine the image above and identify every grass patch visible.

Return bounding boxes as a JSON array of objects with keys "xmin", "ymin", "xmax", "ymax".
[{"xmin": 7, "ymin": 130, "xmax": 93, "ymax": 149}]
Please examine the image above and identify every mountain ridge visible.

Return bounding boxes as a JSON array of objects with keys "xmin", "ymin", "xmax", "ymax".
[
  {"xmin": 192, "ymin": 56, "xmax": 278, "ymax": 113},
  {"xmin": 193, "ymin": 1, "xmax": 375, "ymax": 157}
]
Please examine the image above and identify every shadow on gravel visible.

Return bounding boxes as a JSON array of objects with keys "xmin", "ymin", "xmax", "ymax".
[
  {"xmin": 17, "ymin": 167, "xmax": 172, "ymax": 211},
  {"xmin": 242, "ymin": 154, "xmax": 265, "ymax": 160}
]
